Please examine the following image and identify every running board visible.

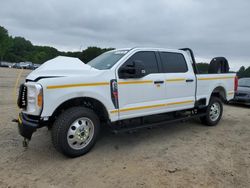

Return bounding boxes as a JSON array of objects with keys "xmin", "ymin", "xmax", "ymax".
[{"xmin": 112, "ymin": 112, "xmax": 206, "ymax": 134}]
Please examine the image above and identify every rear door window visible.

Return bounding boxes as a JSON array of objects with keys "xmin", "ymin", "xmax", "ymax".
[{"xmin": 160, "ymin": 52, "xmax": 188, "ymax": 73}]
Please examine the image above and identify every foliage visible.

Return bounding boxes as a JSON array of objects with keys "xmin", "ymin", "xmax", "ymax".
[
  {"xmin": 0, "ymin": 25, "xmax": 113, "ymax": 64},
  {"xmin": 196, "ymin": 63, "xmax": 209, "ymax": 74},
  {"xmin": 1, "ymin": 25, "xmax": 249, "ymax": 78},
  {"xmin": 237, "ymin": 66, "xmax": 250, "ymax": 78},
  {"xmin": 60, "ymin": 47, "xmax": 114, "ymax": 63},
  {"xmin": 0, "ymin": 26, "xmax": 12, "ymax": 61},
  {"xmin": 196, "ymin": 63, "xmax": 250, "ymax": 77},
  {"xmin": 79, "ymin": 47, "xmax": 114, "ymax": 63}
]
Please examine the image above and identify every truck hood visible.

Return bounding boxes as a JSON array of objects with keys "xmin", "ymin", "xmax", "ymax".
[{"xmin": 27, "ymin": 56, "xmax": 97, "ymax": 81}]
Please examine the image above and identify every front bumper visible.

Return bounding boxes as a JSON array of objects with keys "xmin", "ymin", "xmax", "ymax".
[{"xmin": 18, "ymin": 113, "xmax": 40, "ymax": 140}]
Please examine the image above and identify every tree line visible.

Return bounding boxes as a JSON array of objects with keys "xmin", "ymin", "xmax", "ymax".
[
  {"xmin": 0, "ymin": 25, "xmax": 249, "ymax": 77},
  {"xmin": 196, "ymin": 63, "xmax": 250, "ymax": 78},
  {"xmin": 0, "ymin": 25, "xmax": 113, "ymax": 64},
  {"xmin": 236, "ymin": 66, "xmax": 250, "ymax": 78}
]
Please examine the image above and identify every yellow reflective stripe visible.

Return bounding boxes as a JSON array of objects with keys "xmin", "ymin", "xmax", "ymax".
[
  {"xmin": 166, "ymin": 78, "xmax": 185, "ymax": 82},
  {"xmin": 110, "ymin": 109, "xmax": 119, "ymax": 114},
  {"xmin": 110, "ymin": 100, "xmax": 194, "ymax": 114},
  {"xmin": 119, "ymin": 104, "xmax": 165, "ymax": 112},
  {"xmin": 47, "ymin": 80, "xmax": 155, "ymax": 89},
  {"xmin": 198, "ymin": 76, "xmax": 234, "ymax": 81},
  {"xmin": 166, "ymin": 100, "xmax": 194, "ymax": 106},
  {"xmin": 47, "ymin": 82, "xmax": 109, "ymax": 89},
  {"xmin": 118, "ymin": 80, "xmax": 153, "ymax": 85},
  {"xmin": 228, "ymin": 91, "xmax": 234, "ymax": 95}
]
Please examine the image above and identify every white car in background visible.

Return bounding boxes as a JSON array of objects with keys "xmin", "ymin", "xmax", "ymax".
[{"xmin": 19, "ymin": 62, "xmax": 34, "ymax": 69}]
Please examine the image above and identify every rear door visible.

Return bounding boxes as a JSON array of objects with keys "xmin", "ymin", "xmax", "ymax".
[
  {"xmin": 116, "ymin": 51, "xmax": 166, "ymax": 120},
  {"xmin": 159, "ymin": 51, "xmax": 195, "ymax": 111}
]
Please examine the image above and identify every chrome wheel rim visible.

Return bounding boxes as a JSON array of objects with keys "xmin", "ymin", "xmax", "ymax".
[
  {"xmin": 209, "ymin": 102, "xmax": 221, "ymax": 121},
  {"xmin": 67, "ymin": 117, "xmax": 94, "ymax": 150}
]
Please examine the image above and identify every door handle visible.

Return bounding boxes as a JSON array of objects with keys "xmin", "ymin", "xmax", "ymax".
[
  {"xmin": 154, "ymin": 80, "xmax": 164, "ymax": 84},
  {"xmin": 186, "ymin": 79, "xmax": 194, "ymax": 82}
]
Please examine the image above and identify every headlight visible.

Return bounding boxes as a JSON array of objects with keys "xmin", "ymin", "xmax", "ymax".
[{"xmin": 25, "ymin": 83, "xmax": 43, "ymax": 115}]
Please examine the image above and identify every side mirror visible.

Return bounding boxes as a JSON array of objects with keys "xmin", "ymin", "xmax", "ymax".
[{"xmin": 119, "ymin": 61, "xmax": 146, "ymax": 79}]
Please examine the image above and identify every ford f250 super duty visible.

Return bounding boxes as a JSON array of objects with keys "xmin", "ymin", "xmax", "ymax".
[{"xmin": 16, "ymin": 48, "xmax": 237, "ymax": 157}]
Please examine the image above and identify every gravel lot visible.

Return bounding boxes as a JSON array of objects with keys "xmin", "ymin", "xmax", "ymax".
[{"xmin": 0, "ymin": 67, "xmax": 249, "ymax": 188}]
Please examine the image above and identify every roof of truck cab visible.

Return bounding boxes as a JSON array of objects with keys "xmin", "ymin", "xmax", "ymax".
[{"xmin": 113, "ymin": 47, "xmax": 184, "ymax": 53}]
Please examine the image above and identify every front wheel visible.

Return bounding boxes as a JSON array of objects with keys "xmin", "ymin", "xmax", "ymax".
[
  {"xmin": 52, "ymin": 107, "xmax": 100, "ymax": 157},
  {"xmin": 200, "ymin": 97, "xmax": 223, "ymax": 126}
]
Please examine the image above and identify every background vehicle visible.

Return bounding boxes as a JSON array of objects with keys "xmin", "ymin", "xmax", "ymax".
[
  {"xmin": 33, "ymin": 64, "xmax": 40, "ymax": 69},
  {"xmin": 16, "ymin": 48, "xmax": 236, "ymax": 157},
  {"xmin": 233, "ymin": 78, "xmax": 250, "ymax": 105},
  {"xmin": 12, "ymin": 63, "xmax": 21, "ymax": 69},
  {"xmin": 19, "ymin": 62, "xmax": 34, "ymax": 69},
  {"xmin": 0, "ymin": 61, "xmax": 11, "ymax": 68}
]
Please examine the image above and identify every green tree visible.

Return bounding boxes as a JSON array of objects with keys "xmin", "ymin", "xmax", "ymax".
[
  {"xmin": 237, "ymin": 66, "xmax": 250, "ymax": 78},
  {"xmin": 10, "ymin": 37, "xmax": 34, "ymax": 61},
  {"xmin": 237, "ymin": 66, "xmax": 246, "ymax": 78},
  {"xmin": 79, "ymin": 47, "xmax": 114, "ymax": 63},
  {"xmin": 0, "ymin": 26, "xmax": 12, "ymax": 62},
  {"xmin": 196, "ymin": 63, "xmax": 209, "ymax": 74},
  {"xmin": 31, "ymin": 46, "xmax": 59, "ymax": 63},
  {"xmin": 0, "ymin": 25, "xmax": 116, "ymax": 64},
  {"xmin": 243, "ymin": 67, "xmax": 250, "ymax": 78}
]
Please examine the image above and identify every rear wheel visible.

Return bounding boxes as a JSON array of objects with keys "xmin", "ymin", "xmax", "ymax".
[
  {"xmin": 52, "ymin": 107, "xmax": 100, "ymax": 157},
  {"xmin": 200, "ymin": 97, "xmax": 223, "ymax": 126}
]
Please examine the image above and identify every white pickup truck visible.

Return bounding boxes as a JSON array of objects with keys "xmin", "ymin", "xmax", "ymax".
[{"xmin": 16, "ymin": 48, "xmax": 237, "ymax": 157}]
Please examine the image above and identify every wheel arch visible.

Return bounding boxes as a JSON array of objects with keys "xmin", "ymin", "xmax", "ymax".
[
  {"xmin": 210, "ymin": 86, "xmax": 227, "ymax": 102},
  {"xmin": 50, "ymin": 97, "xmax": 110, "ymax": 124}
]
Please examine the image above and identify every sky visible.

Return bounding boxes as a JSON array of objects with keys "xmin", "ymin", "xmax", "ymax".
[{"xmin": 0, "ymin": 0, "xmax": 250, "ymax": 71}]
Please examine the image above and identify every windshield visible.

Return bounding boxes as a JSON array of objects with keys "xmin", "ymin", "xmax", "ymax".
[
  {"xmin": 88, "ymin": 50, "xmax": 128, "ymax": 70},
  {"xmin": 239, "ymin": 78, "xmax": 250, "ymax": 87}
]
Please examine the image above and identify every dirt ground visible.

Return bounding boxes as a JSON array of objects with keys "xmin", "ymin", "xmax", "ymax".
[{"xmin": 0, "ymin": 67, "xmax": 249, "ymax": 188}]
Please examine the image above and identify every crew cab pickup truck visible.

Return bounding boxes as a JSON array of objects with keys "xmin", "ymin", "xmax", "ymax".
[{"xmin": 16, "ymin": 48, "xmax": 237, "ymax": 157}]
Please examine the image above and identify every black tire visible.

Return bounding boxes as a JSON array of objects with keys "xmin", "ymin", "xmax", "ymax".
[
  {"xmin": 208, "ymin": 61, "xmax": 221, "ymax": 74},
  {"xmin": 200, "ymin": 97, "xmax": 223, "ymax": 126},
  {"xmin": 208, "ymin": 57, "xmax": 229, "ymax": 74},
  {"xmin": 52, "ymin": 107, "xmax": 100, "ymax": 157}
]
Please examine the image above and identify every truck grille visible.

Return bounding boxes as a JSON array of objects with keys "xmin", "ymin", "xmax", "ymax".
[{"xmin": 17, "ymin": 84, "xmax": 27, "ymax": 109}]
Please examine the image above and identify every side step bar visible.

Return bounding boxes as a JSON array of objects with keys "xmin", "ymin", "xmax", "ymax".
[{"xmin": 112, "ymin": 112, "xmax": 206, "ymax": 134}]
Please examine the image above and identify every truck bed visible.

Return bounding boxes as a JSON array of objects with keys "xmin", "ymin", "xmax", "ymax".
[{"xmin": 196, "ymin": 73, "xmax": 235, "ymax": 105}]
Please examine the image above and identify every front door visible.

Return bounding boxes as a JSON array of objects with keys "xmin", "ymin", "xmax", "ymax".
[{"xmin": 116, "ymin": 51, "xmax": 166, "ymax": 120}]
